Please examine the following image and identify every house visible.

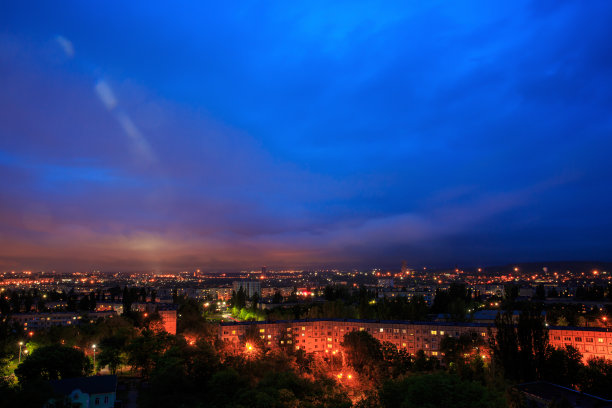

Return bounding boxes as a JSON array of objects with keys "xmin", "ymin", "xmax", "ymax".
[{"xmin": 48, "ymin": 375, "xmax": 117, "ymax": 408}]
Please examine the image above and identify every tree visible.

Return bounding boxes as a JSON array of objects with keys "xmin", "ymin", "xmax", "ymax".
[
  {"xmin": 97, "ymin": 335, "xmax": 128, "ymax": 374},
  {"xmin": 272, "ymin": 290, "xmax": 283, "ymax": 304},
  {"xmin": 491, "ymin": 308, "xmax": 549, "ymax": 381},
  {"xmin": 15, "ymin": 345, "xmax": 91, "ymax": 384},
  {"xmin": 379, "ymin": 372, "xmax": 506, "ymax": 408},
  {"xmin": 580, "ymin": 357, "xmax": 612, "ymax": 399},
  {"xmin": 126, "ymin": 331, "xmax": 169, "ymax": 378},
  {"xmin": 490, "ymin": 311, "xmax": 519, "ymax": 380},
  {"xmin": 341, "ymin": 331, "xmax": 383, "ymax": 379},
  {"xmin": 535, "ymin": 284, "xmax": 546, "ymax": 300},
  {"xmin": 381, "ymin": 341, "xmax": 412, "ymax": 377},
  {"xmin": 541, "ymin": 345, "xmax": 583, "ymax": 388}
]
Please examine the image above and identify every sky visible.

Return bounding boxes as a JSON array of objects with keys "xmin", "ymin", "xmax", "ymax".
[{"xmin": 1, "ymin": 1, "xmax": 612, "ymax": 272}]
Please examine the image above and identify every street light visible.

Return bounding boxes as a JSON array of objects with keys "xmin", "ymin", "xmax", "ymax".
[
  {"xmin": 92, "ymin": 344, "xmax": 97, "ymax": 372},
  {"xmin": 18, "ymin": 341, "xmax": 23, "ymax": 363}
]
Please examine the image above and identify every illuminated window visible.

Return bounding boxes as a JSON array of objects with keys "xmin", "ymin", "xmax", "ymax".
[
  {"xmin": 598, "ymin": 338, "xmax": 604, "ymax": 343},
  {"xmin": 267, "ymin": 335, "xmax": 271, "ymax": 339},
  {"xmin": 379, "ymin": 328, "xmax": 384, "ymax": 333},
  {"xmin": 301, "ymin": 327, "xmax": 305, "ymax": 330},
  {"xmin": 359, "ymin": 327, "xmax": 364, "ymax": 331},
  {"xmin": 259, "ymin": 329, "xmax": 265, "ymax": 333},
  {"xmin": 431, "ymin": 330, "xmax": 437, "ymax": 335},
  {"xmin": 432, "ymin": 351, "xmax": 438, "ymax": 356},
  {"xmin": 440, "ymin": 331, "xmax": 444, "ymax": 335}
]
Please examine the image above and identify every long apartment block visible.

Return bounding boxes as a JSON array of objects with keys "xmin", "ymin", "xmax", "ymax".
[{"xmin": 219, "ymin": 319, "xmax": 612, "ymax": 363}]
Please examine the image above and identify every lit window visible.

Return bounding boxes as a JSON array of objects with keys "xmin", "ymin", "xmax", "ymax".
[
  {"xmin": 598, "ymin": 338, "xmax": 604, "ymax": 343},
  {"xmin": 431, "ymin": 330, "xmax": 437, "ymax": 335},
  {"xmin": 379, "ymin": 328, "xmax": 384, "ymax": 333},
  {"xmin": 259, "ymin": 329, "xmax": 265, "ymax": 333}
]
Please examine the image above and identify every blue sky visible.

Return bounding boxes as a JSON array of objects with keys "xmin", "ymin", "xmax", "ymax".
[{"xmin": 1, "ymin": 1, "xmax": 611, "ymax": 271}]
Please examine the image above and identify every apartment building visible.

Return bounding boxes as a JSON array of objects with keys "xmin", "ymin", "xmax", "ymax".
[{"xmin": 219, "ymin": 319, "xmax": 612, "ymax": 363}]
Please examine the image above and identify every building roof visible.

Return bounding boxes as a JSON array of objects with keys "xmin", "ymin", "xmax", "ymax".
[
  {"xmin": 219, "ymin": 318, "xmax": 612, "ymax": 333},
  {"xmin": 50, "ymin": 375, "xmax": 117, "ymax": 396},
  {"xmin": 516, "ymin": 381, "xmax": 612, "ymax": 408}
]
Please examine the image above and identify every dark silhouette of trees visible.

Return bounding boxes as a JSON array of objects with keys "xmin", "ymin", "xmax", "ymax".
[
  {"xmin": 15, "ymin": 345, "xmax": 91, "ymax": 383},
  {"xmin": 341, "ymin": 331, "xmax": 383, "ymax": 379},
  {"xmin": 379, "ymin": 372, "xmax": 506, "ymax": 408},
  {"xmin": 490, "ymin": 308, "xmax": 549, "ymax": 381}
]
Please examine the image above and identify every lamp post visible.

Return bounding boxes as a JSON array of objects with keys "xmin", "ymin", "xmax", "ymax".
[
  {"xmin": 18, "ymin": 341, "xmax": 23, "ymax": 363},
  {"xmin": 92, "ymin": 344, "xmax": 97, "ymax": 373}
]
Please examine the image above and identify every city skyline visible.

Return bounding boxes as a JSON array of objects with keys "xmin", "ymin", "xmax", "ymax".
[{"xmin": 2, "ymin": 1, "xmax": 612, "ymax": 272}]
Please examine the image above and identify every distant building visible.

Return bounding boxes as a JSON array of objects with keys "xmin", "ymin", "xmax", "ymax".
[
  {"xmin": 233, "ymin": 280, "xmax": 261, "ymax": 299},
  {"xmin": 48, "ymin": 375, "xmax": 117, "ymax": 408},
  {"xmin": 130, "ymin": 303, "xmax": 177, "ymax": 334},
  {"xmin": 11, "ymin": 311, "xmax": 116, "ymax": 331},
  {"xmin": 207, "ymin": 287, "xmax": 233, "ymax": 301},
  {"xmin": 261, "ymin": 266, "xmax": 267, "ymax": 275},
  {"xmin": 377, "ymin": 278, "xmax": 394, "ymax": 288},
  {"xmin": 157, "ymin": 306, "xmax": 177, "ymax": 335}
]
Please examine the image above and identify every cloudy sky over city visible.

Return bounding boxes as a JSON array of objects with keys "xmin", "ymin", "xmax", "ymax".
[{"xmin": 1, "ymin": 1, "xmax": 612, "ymax": 271}]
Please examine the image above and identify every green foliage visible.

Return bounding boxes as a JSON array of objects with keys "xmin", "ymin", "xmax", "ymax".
[
  {"xmin": 379, "ymin": 372, "xmax": 506, "ymax": 408},
  {"xmin": 126, "ymin": 331, "xmax": 173, "ymax": 378},
  {"xmin": 14, "ymin": 345, "xmax": 91, "ymax": 384},
  {"xmin": 97, "ymin": 335, "xmax": 128, "ymax": 374}
]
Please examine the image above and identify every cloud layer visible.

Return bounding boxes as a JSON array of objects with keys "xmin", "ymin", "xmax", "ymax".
[{"xmin": 0, "ymin": 1, "xmax": 611, "ymax": 271}]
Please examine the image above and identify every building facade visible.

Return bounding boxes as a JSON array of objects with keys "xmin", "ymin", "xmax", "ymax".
[
  {"xmin": 219, "ymin": 319, "xmax": 612, "ymax": 363},
  {"xmin": 232, "ymin": 281, "xmax": 262, "ymax": 299}
]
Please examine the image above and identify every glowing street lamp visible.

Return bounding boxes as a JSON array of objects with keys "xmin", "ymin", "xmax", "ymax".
[
  {"xmin": 92, "ymin": 344, "xmax": 97, "ymax": 372},
  {"xmin": 18, "ymin": 341, "xmax": 23, "ymax": 363}
]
